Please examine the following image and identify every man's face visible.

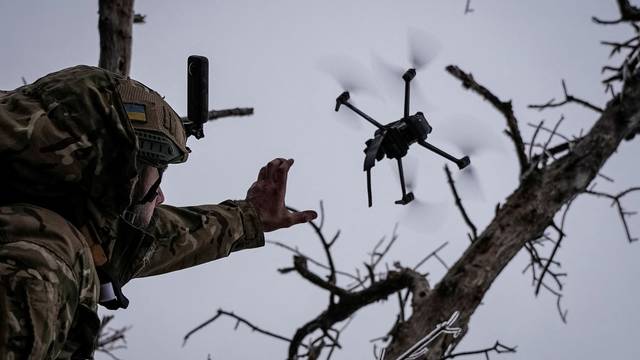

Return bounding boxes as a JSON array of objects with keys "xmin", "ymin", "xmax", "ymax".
[{"xmin": 129, "ymin": 166, "xmax": 165, "ymax": 228}]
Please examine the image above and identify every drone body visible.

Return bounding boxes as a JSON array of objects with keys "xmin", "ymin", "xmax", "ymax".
[{"xmin": 335, "ymin": 69, "xmax": 470, "ymax": 207}]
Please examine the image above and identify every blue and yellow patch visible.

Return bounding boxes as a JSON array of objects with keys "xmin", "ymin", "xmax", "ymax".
[{"xmin": 124, "ymin": 103, "xmax": 147, "ymax": 122}]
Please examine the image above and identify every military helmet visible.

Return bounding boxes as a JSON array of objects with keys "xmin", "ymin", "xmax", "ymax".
[{"xmin": 116, "ymin": 78, "xmax": 189, "ymax": 166}]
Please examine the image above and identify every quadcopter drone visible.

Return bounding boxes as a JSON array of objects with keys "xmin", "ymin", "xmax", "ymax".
[{"xmin": 334, "ymin": 68, "xmax": 470, "ymax": 207}]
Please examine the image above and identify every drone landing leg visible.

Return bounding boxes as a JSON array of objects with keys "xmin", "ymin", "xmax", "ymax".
[
  {"xmin": 394, "ymin": 158, "xmax": 415, "ymax": 205},
  {"xmin": 366, "ymin": 169, "xmax": 373, "ymax": 207},
  {"xmin": 418, "ymin": 140, "xmax": 471, "ymax": 169}
]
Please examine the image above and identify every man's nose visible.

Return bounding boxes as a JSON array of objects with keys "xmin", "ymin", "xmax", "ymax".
[{"xmin": 156, "ymin": 187, "xmax": 165, "ymax": 205}]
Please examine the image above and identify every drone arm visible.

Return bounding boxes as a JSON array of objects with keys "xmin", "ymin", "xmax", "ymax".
[
  {"xmin": 404, "ymin": 81, "xmax": 411, "ymax": 119},
  {"xmin": 344, "ymin": 102, "xmax": 385, "ymax": 130},
  {"xmin": 402, "ymin": 69, "xmax": 416, "ymax": 119},
  {"xmin": 335, "ymin": 92, "xmax": 385, "ymax": 130},
  {"xmin": 418, "ymin": 139, "xmax": 470, "ymax": 169}
]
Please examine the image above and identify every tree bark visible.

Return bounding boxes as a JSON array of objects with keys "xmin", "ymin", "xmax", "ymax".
[
  {"xmin": 383, "ymin": 69, "xmax": 640, "ymax": 359},
  {"xmin": 98, "ymin": 0, "xmax": 134, "ymax": 76}
]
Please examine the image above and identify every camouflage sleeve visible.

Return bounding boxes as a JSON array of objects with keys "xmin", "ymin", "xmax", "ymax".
[
  {"xmin": 134, "ymin": 200, "xmax": 265, "ymax": 277},
  {"xmin": 0, "ymin": 204, "xmax": 100, "ymax": 360},
  {"xmin": 0, "ymin": 221, "xmax": 82, "ymax": 359}
]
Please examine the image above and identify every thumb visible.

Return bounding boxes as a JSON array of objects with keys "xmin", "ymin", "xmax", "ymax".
[{"xmin": 289, "ymin": 210, "xmax": 318, "ymax": 226}]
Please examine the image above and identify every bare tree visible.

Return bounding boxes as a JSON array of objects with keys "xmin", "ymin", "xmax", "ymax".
[
  {"xmin": 181, "ymin": 2, "xmax": 640, "ymax": 360},
  {"xmin": 95, "ymin": 0, "xmax": 640, "ymax": 359}
]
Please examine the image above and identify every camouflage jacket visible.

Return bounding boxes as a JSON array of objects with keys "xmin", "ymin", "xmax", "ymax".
[{"xmin": 0, "ymin": 66, "xmax": 265, "ymax": 359}]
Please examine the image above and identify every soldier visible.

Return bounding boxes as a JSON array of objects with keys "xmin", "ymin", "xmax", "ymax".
[{"xmin": 0, "ymin": 65, "xmax": 317, "ymax": 359}]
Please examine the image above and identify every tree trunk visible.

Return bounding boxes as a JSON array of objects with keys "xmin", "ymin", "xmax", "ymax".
[
  {"xmin": 98, "ymin": 0, "xmax": 134, "ymax": 76},
  {"xmin": 383, "ymin": 71, "xmax": 640, "ymax": 359}
]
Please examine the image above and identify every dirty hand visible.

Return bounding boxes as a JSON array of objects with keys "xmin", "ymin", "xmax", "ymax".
[{"xmin": 246, "ymin": 158, "xmax": 317, "ymax": 232}]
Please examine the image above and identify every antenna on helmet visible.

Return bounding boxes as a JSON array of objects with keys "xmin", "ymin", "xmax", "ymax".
[{"xmin": 185, "ymin": 55, "xmax": 209, "ymax": 139}]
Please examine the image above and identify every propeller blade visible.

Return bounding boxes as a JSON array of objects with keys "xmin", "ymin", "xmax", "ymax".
[
  {"xmin": 319, "ymin": 55, "xmax": 381, "ymax": 129},
  {"xmin": 408, "ymin": 28, "xmax": 441, "ymax": 71},
  {"xmin": 317, "ymin": 55, "xmax": 378, "ymax": 96},
  {"xmin": 372, "ymin": 52, "xmax": 405, "ymax": 98},
  {"xmin": 456, "ymin": 164, "xmax": 484, "ymax": 201},
  {"xmin": 402, "ymin": 198, "xmax": 448, "ymax": 232},
  {"xmin": 437, "ymin": 115, "xmax": 506, "ymax": 157}
]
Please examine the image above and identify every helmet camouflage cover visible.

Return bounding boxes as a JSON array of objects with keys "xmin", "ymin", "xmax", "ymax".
[
  {"xmin": 0, "ymin": 65, "xmax": 189, "ymax": 234},
  {"xmin": 115, "ymin": 77, "xmax": 189, "ymax": 167}
]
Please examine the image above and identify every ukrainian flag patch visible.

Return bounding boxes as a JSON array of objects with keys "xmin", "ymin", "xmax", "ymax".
[{"xmin": 124, "ymin": 103, "xmax": 147, "ymax": 122}]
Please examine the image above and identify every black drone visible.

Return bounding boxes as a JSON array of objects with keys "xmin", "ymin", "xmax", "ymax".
[{"xmin": 334, "ymin": 68, "xmax": 470, "ymax": 207}]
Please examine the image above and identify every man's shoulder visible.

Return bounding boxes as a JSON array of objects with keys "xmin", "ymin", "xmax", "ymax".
[{"xmin": 0, "ymin": 203, "xmax": 94, "ymax": 284}]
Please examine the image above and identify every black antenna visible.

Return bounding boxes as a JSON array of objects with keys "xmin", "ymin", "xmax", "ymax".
[{"xmin": 186, "ymin": 55, "xmax": 209, "ymax": 139}]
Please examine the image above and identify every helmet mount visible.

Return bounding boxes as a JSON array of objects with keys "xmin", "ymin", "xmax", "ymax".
[{"xmin": 116, "ymin": 55, "xmax": 211, "ymax": 167}]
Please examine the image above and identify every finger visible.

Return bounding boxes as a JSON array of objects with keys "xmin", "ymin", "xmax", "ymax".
[
  {"xmin": 288, "ymin": 210, "xmax": 318, "ymax": 226},
  {"xmin": 266, "ymin": 158, "xmax": 286, "ymax": 180},
  {"xmin": 257, "ymin": 166, "xmax": 267, "ymax": 181},
  {"xmin": 275, "ymin": 158, "xmax": 294, "ymax": 185}
]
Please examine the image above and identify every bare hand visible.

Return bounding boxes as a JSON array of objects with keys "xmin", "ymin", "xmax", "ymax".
[{"xmin": 246, "ymin": 158, "xmax": 317, "ymax": 232}]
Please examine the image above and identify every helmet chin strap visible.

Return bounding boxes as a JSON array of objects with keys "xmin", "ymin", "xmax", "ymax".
[{"xmin": 132, "ymin": 172, "xmax": 163, "ymax": 206}]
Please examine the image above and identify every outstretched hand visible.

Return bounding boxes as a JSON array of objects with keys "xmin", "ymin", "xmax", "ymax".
[{"xmin": 246, "ymin": 158, "xmax": 317, "ymax": 232}]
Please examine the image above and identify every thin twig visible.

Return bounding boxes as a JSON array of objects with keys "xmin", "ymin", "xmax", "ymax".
[
  {"xmin": 444, "ymin": 165, "xmax": 478, "ymax": 241},
  {"xmin": 288, "ymin": 204, "xmax": 339, "ymax": 284},
  {"xmin": 183, "ymin": 309, "xmax": 300, "ymax": 347},
  {"xmin": 528, "ymin": 80, "xmax": 603, "ymax": 113},
  {"xmin": 413, "ymin": 242, "xmax": 449, "ymax": 271},
  {"xmin": 442, "ymin": 341, "xmax": 517, "ymax": 359},
  {"xmin": 585, "ymin": 187, "xmax": 640, "ymax": 242},
  {"xmin": 464, "ymin": 0, "xmax": 474, "ymax": 14},
  {"xmin": 266, "ymin": 240, "xmax": 360, "ymax": 282}
]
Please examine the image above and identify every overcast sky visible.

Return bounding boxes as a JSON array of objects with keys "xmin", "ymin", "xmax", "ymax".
[{"xmin": 2, "ymin": 0, "xmax": 639, "ymax": 359}]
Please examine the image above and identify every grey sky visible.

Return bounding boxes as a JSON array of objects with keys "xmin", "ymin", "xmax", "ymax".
[{"xmin": 2, "ymin": 0, "xmax": 639, "ymax": 359}]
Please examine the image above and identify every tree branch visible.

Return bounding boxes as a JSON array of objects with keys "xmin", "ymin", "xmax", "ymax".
[
  {"xmin": 293, "ymin": 256, "xmax": 348, "ymax": 297},
  {"xmin": 183, "ymin": 309, "xmax": 298, "ymax": 347},
  {"xmin": 593, "ymin": 0, "xmax": 640, "ymax": 24},
  {"xmin": 288, "ymin": 267, "xmax": 427, "ymax": 360},
  {"xmin": 446, "ymin": 65, "xmax": 529, "ymax": 174},
  {"xmin": 443, "ymin": 341, "xmax": 517, "ymax": 359},
  {"xmin": 267, "ymin": 239, "xmax": 360, "ymax": 282},
  {"xmin": 528, "ymin": 80, "xmax": 603, "ymax": 113},
  {"xmin": 585, "ymin": 187, "xmax": 640, "ymax": 242},
  {"xmin": 445, "ymin": 165, "xmax": 478, "ymax": 241},
  {"xmin": 180, "ymin": 107, "xmax": 255, "ymax": 124}
]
